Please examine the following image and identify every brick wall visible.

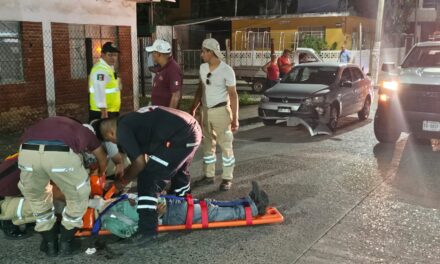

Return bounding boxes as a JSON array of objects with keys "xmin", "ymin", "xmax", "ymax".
[
  {"xmin": 51, "ymin": 23, "xmax": 89, "ymax": 122},
  {"xmin": 118, "ymin": 26, "xmax": 134, "ymax": 113},
  {"xmin": 0, "ymin": 22, "xmax": 135, "ymax": 132},
  {"xmin": 0, "ymin": 22, "xmax": 47, "ymax": 132}
]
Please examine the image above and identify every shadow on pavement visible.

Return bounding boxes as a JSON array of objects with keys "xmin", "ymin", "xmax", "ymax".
[
  {"xmin": 237, "ymin": 116, "xmax": 372, "ymax": 143},
  {"xmin": 373, "ymin": 136, "xmax": 440, "ymax": 209}
]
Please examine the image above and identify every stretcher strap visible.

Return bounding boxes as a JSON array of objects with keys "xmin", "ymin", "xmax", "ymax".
[
  {"xmin": 185, "ymin": 194, "xmax": 194, "ymax": 229},
  {"xmin": 199, "ymin": 200, "xmax": 209, "ymax": 228},
  {"xmin": 92, "ymin": 194, "xmax": 128, "ymax": 236},
  {"xmin": 244, "ymin": 204, "xmax": 253, "ymax": 225}
]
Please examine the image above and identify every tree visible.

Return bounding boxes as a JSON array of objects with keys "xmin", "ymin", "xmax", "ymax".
[
  {"xmin": 300, "ymin": 35, "xmax": 328, "ymax": 53},
  {"xmin": 383, "ymin": 0, "xmax": 415, "ymax": 34}
]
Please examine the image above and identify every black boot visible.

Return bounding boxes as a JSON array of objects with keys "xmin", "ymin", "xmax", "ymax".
[
  {"xmin": 249, "ymin": 181, "xmax": 269, "ymax": 215},
  {"xmin": 1, "ymin": 220, "xmax": 31, "ymax": 240},
  {"xmin": 40, "ymin": 226, "xmax": 58, "ymax": 257},
  {"xmin": 59, "ymin": 226, "xmax": 79, "ymax": 256}
]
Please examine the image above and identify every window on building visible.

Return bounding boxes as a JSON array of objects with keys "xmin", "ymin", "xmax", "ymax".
[
  {"xmin": 0, "ymin": 21, "xmax": 23, "ymax": 84},
  {"xmin": 69, "ymin": 24, "xmax": 118, "ymax": 79},
  {"xmin": 422, "ymin": 0, "xmax": 440, "ymax": 8},
  {"xmin": 298, "ymin": 26, "xmax": 325, "ymax": 46}
]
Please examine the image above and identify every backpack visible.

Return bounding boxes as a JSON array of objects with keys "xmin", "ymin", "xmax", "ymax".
[{"xmin": 101, "ymin": 199, "xmax": 139, "ymax": 238}]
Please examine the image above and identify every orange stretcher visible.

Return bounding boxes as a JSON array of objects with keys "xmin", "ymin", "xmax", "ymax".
[
  {"xmin": 75, "ymin": 178, "xmax": 284, "ymax": 237},
  {"xmin": 76, "ymin": 207, "xmax": 284, "ymax": 237}
]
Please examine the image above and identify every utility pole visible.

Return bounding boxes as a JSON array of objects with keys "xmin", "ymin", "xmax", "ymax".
[
  {"xmin": 370, "ymin": 0, "xmax": 385, "ymax": 86},
  {"xmin": 234, "ymin": 0, "xmax": 238, "ymax": 16},
  {"xmin": 414, "ymin": 0, "xmax": 418, "ymax": 42}
]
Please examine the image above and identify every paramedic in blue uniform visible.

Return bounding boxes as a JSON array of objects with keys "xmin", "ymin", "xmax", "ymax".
[{"xmin": 99, "ymin": 106, "xmax": 202, "ymax": 245}]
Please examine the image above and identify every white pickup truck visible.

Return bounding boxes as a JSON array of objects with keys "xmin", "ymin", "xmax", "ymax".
[{"xmin": 233, "ymin": 48, "xmax": 323, "ymax": 93}]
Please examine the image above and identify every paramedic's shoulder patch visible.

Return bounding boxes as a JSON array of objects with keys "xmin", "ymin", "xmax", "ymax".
[{"xmin": 97, "ymin": 74, "xmax": 105, "ymax": 81}]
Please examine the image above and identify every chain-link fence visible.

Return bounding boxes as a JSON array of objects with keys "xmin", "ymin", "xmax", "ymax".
[{"xmin": 0, "ymin": 21, "xmax": 136, "ymax": 159}]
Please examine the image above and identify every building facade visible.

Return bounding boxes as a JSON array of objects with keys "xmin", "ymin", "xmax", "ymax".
[{"xmin": 0, "ymin": 0, "xmax": 139, "ymax": 132}]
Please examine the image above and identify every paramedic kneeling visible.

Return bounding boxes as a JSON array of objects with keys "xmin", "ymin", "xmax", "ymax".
[
  {"xmin": 18, "ymin": 116, "xmax": 107, "ymax": 257},
  {"xmin": 100, "ymin": 106, "xmax": 202, "ymax": 245}
]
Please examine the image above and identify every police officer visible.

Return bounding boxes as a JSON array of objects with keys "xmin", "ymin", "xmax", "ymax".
[
  {"xmin": 99, "ymin": 106, "xmax": 202, "ymax": 245},
  {"xmin": 89, "ymin": 42, "xmax": 122, "ymax": 122},
  {"xmin": 18, "ymin": 116, "xmax": 107, "ymax": 257}
]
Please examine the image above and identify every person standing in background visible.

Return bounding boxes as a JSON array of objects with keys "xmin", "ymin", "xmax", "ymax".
[
  {"xmin": 88, "ymin": 42, "xmax": 122, "ymax": 122},
  {"xmin": 146, "ymin": 39, "xmax": 183, "ymax": 109},
  {"xmin": 190, "ymin": 38, "xmax": 238, "ymax": 191},
  {"xmin": 338, "ymin": 45, "xmax": 351, "ymax": 63},
  {"xmin": 262, "ymin": 54, "xmax": 279, "ymax": 89},
  {"xmin": 277, "ymin": 49, "xmax": 294, "ymax": 78}
]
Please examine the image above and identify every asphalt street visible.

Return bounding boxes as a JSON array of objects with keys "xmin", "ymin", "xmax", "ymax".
[{"xmin": 1, "ymin": 99, "xmax": 440, "ymax": 264}]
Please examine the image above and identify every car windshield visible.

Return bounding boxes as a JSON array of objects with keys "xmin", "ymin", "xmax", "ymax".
[
  {"xmin": 281, "ymin": 66, "xmax": 338, "ymax": 85},
  {"xmin": 401, "ymin": 46, "xmax": 440, "ymax": 68}
]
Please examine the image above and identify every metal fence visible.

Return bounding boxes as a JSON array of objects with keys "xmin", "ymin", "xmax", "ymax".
[
  {"xmin": 0, "ymin": 21, "xmax": 137, "ymax": 159},
  {"xmin": 180, "ymin": 47, "xmax": 408, "ymax": 76}
]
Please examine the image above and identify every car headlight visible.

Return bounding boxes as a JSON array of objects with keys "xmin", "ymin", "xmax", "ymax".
[
  {"xmin": 304, "ymin": 96, "xmax": 325, "ymax": 105},
  {"xmin": 261, "ymin": 95, "xmax": 269, "ymax": 103},
  {"xmin": 382, "ymin": 81, "xmax": 398, "ymax": 91}
]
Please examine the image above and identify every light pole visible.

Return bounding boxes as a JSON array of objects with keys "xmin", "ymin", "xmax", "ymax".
[{"xmin": 370, "ymin": 0, "xmax": 385, "ymax": 86}]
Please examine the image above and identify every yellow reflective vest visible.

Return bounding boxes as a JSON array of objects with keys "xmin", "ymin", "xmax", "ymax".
[{"xmin": 89, "ymin": 59, "xmax": 121, "ymax": 112}]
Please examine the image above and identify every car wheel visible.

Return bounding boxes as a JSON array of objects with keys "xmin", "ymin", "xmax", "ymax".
[
  {"xmin": 327, "ymin": 105, "xmax": 339, "ymax": 131},
  {"xmin": 357, "ymin": 97, "xmax": 371, "ymax": 121},
  {"xmin": 262, "ymin": 119, "xmax": 276, "ymax": 126},
  {"xmin": 373, "ymin": 111, "xmax": 400, "ymax": 143},
  {"xmin": 252, "ymin": 80, "xmax": 265, "ymax": 93}
]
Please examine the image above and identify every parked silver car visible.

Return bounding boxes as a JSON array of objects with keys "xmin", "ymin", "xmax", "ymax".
[{"xmin": 258, "ymin": 62, "xmax": 374, "ymax": 135}]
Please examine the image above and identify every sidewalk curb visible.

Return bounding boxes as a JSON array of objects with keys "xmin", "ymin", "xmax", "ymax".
[{"xmin": 239, "ymin": 116, "xmax": 261, "ymax": 127}]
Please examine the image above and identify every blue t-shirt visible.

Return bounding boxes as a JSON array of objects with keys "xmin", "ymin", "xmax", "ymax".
[{"xmin": 339, "ymin": 50, "xmax": 351, "ymax": 63}]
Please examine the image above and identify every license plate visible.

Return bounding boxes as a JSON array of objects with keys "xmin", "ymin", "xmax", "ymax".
[
  {"xmin": 278, "ymin": 107, "xmax": 291, "ymax": 113},
  {"xmin": 422, "ymin": 120, "xmax": 440, "ymax": 132}
]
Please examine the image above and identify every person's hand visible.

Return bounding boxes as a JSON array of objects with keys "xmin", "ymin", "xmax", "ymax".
[
  {"xmin": 114, "ymin": 178, "xmax": 126, "ymax": 193},
  {"xmin": 157, "ymin": 202, "xmax": 166, "ymax": 216},
  {"xmin": 115, "ymin": 163, "xmax": 125, "ymax": 178},
  {"xmin": 231, "ymin": 119, "xmax": 239, "ymax": 132},
  {"xmin": 100, "ymin": 109, "xmax": 108, "ymax": 118}
]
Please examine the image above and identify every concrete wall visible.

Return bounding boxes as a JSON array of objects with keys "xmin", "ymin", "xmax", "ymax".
[{"xmin": 0, "ymin": 0, "xmax": 136, "ymax": 26}]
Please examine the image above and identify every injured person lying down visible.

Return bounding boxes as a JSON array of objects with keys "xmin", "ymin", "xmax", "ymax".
[{"xmin": 0, "ymin": 181, "xmax": 269, "ymax": 240}]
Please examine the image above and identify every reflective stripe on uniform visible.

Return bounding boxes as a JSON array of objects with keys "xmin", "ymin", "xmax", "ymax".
[
  {"xmin": 76, "ymin": 178, "xmax": 89, "ymax": 190},
  {"xmin": 174, "ymin": 183, "xmax": 191, "ymax": 196},
  {"xmin": 36, "ymin": 214, "xmax": 55, "ymax": 223},
  {"xmin": 16, "ymin": 198, "xmax": 25, "ymax": 220},
  {"xmin": 62, "ymin": 208, "xmax": 83, "ymax": 223},
  {"xmin": 203, "ymin": 155, "xmax": 216, "ymax": 164},
  {"xmin": 174, "ymin": 183, "xmax": 190, "ymax": 193},
  {"xmin": 18, "ymin": 165, "xmax": 33, "ymax": 172},
  {"xmin": 150, "ymin": 155, "xmax": 169, "ymax": 167},
  {"xmin": 137, "ymin": 204, "xmax": 157, "ymax": 210},
  {"xmin": 138, "ymin": 196, "xmax": 158, "ymax": 203},
  {"xmin": 222, "ymin": 156, "xmax": 235, "ymax": 167},
  {"xmin": 186, "ymin": 142, "xmax": 199, "ymax": 148},
  {"xmin": 89, "ymin": 87, "xmax": 119, "ymax": 94},
  {"xmin": 51, "ymin": 167, "xmax": 74, "ymax": 173},
  {"xmin": 35, "ymin": 207, "xmax": 55, "ymax": 223}
]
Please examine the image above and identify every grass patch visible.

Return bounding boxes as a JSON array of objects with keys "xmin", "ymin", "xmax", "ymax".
[{"xmin": 239, "ymin": 92, "xmax": 260, "ymax": 106}]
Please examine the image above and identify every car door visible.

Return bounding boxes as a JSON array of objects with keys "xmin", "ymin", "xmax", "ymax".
[
  {"xmin": 349, "ymin": 67, "xmax": 366, "ymax": 112},
  {"xmin": 338, "ymin": 67, "xmax": 355, "ymax": 116}
]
